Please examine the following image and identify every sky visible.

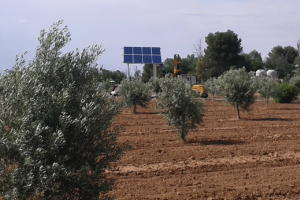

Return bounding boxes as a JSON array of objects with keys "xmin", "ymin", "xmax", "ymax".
[{"xmin": 1, "ymin": 0, "xmax": 300, "ymax": 75}]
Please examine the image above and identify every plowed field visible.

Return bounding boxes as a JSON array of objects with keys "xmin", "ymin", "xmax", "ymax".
[{"xmin": 108, "ymin": 98, "xmax": 300, "ymax": 199}]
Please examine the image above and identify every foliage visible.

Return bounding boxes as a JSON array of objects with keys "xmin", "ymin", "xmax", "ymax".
[
  {"xmin": 265, "ymin": 45, "xmax": 298, "ymax": 78},
  {"xmin": 204, "ymin": 77, "xmax": 220, "ymax": 100},
  {"xmin": 289, "ymin": 75, "xmax": 300, "ymax": 91},
  {"xmin": 149, "ymin": 77, "xmax": 162, "ymax": 94},
  {"xmin": 163, "ymin": 58, "xmax": 174, "ymax": 74},
  {"xmin": 218, "ymin": 68, "xmax": 257, "ymax": 119},
  {"xmin": 157, "ymin": 77, "xmax": 205, "ymax": 141},
  {"xmin": 204, "ymin": 30, "xmax": 243, "ymax": 76},
  {"xmin": 195, "ymin": 59, "xmax": 214, "ymax": 82},
  {"xmin": 101, "ymin": 78, "xmax": 114, "ymax": 91},
  {"xmin": 257, "ymin": 77, "xmax": 278, "ymax": 108},
  {"xmin": 193, "ymin": 39, "xmax": 204, "ymax": 60},
  {"xmin": 133, "ymin": 68, "xmax": 142, "ymax": 80},
  {"xmin": 180, "ymin": 54, "xmax": 198, "ymax": 75},
  {"xmin": 141, "ymin": 64, "xmax": 163, "ymax": 83},
  {"xmin": 273, "ymin": 82, "xmax": 298, "ymax": 103},
  {"xmin": 293, "ymin": 56, "xmax": 300, "ymax": 74},
  {"xmin": 238, "ymin": 50, "xmax": 263, "ymax": 72},
  {"xmin": 298, "ymin": 38, "xmax": 300, "ymax": 55},
  {"xmin": 101, "ymin": 69, "xmax": 126, "ymax": 84},
  {"xmin": 120, "ymin": 79, "xmax": 152, "ymax": 113},
  {"xmin": 0, "ymin": 21, "xmax": 126, "ymax": 199}
]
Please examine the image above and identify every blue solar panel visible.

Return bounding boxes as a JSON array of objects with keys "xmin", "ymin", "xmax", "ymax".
[
  {"xmin": 152, "ymin": 56, "xmax": 161, "ymax": 64},
  {"xmin": 133, "ymin": 47, "xmax": 142, "ymax": 54},
  {"xmin": 143, "ymin": 55, "xmax": 152, "ymax": 63},
  {"xmin": 123, "ymin": 47, "xmax": 161, "ymax": 64},
  {"xmin": 143, "ymin": 47, "xmax": 151, "ymax": 54},
  {"xmin": 124, "ymin": 47, "xmax": 132, "ymax": 54},
  {"xmin": 133, "ymin": 55, "xmax": 142, "ymax": 63},
  {"xmin": 152, "ymin": 47, "xmax": 161, "ymax": 55},
  {"xmin": 124, "ymin": 55, "xmax": 133, "ymax": 63}
]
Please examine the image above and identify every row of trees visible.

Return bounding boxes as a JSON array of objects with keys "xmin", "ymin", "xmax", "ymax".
[
  {"xmin": 119, "ymin": 76, "xmax": 205, "ymax": 141},
  {"xmin": 0, "ymin": 21, "xmax": 207, "ymax": 199},
  {"xmin": 204, "ymin": 68, "xmax": 300, "ymax": 118},
  {"xmin": 140, "ymin": 30, "xmax": 300, "ymax": 83},
  {"xmin": 90, "ymin": 31, "xmax": 300, "ymax": 85}
]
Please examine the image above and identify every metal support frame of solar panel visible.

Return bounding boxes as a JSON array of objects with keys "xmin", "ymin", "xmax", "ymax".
[{"xmin": 123, "ymin": 47, "xmax": 162, "ymax": 64}]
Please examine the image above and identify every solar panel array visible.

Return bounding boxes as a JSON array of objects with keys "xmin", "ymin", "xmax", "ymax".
[{"xmin": 123, "ymin": 47, "xmax": 162, "ymax": 64}]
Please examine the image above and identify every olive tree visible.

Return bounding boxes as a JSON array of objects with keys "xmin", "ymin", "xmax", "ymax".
[
  {"xmin": 0, "ymin": 21, "xmax": 126, "ymax": 200},
  {"xmin": 120, "ymin": 79, "xmax": 152, "ymax": 113},
  {"xmin": 218, "ymin": 68, "xmax": 257, "ymax": 119},
  {"xmin": 149, "ymin": 77, "xmax": 162, "ymax": 94},
  {"xmin": 289, "ymin": 75, "xmax": 300, "ymax": 92},
  {"xmin": 204, "ymin": 77, "xmax": 220, "ymax": 100},
  {"xmin": 257, "ymin": 77, "xmax": 278, "ymax": 108},
  {"xmin": 157, "ymin": 77, "xmax": 205, "ymax": 141}
]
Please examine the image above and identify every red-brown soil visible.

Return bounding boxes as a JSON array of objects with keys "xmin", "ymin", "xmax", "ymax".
[{"xmin": 108, "ymin": 98, "xmax": 300, "ymax": 199}]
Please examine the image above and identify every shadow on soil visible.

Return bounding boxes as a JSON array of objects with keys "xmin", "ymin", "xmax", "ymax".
[
  {"xmin": 249, "ymin": 118, "xmax": 291, "ymax": 121},
  {"xmin": 135, "ymin": 112, "xmax": 159, "ymax": 114},
  {"xmin": 187, "ymin": 139, "xmax": 245, "ymax": 146},
  {"xmin": 271, "ymin": 108, "xmax": 300, "ymax": 111}
]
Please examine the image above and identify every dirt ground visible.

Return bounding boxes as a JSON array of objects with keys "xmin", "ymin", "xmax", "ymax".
[{"xmin": 108, "ymin": 98, "xmax": 300, "ymax": 200}]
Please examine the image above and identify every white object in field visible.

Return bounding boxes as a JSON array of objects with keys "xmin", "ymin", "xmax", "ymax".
[
  {"xmin": 256, "ymin": 69, "xmax": 267, "ymax": 77},
  {"xmin": 111, "ymin": 85, "xmax": 122, "ymax": 96},
  {"xmin": 267, "ymin": 70, "xmax": 278, "ymax": 79}
]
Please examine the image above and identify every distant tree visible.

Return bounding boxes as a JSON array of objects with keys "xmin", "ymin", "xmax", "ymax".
[
  {"xmin": 196, "ymin": 59, "xmax": 210, "ymax": 81},
  {"xmin": 141, "ymin": 64, "xmax": 153, "ymax": 82},
  {"xmin": 289, "ymin": 75, "xmax": 300, "ymax": 92},
  {"xmin": 257, "ymin": 77, "xmax": 278, "ymax": 108},
  {"xmin": 120, "ymin": 79, "xmax": 151, "ymax": 113},
  {"xmin": 141, "ymin": 64, "xmax": 163, "ymax": 83},
  {"xmin": 204, "ymin": 77, "xmax": 220, "ymax": 100},
  {"xmin": 265, "ymin": 45, "xmax": 298, "ymax": 78},
  {"xmin": 163, "ymin": 58, "xmax": 174, "ymax": 74},
  {"xmin": 149, "ymin": 77, "xmax": 162, "ymax": 94},
  {"xmin": 218, "ymin": 68, "xmax": 257, "ymax": 119},
  {"xmin": 157, "ymin": 77, "xmax": 205, "ymax": 141},
  {"xmin": 239, "ymin": 50, "xmax": 263, "ymax": 72},
  {"xmin": 101, "ymin": 69, "xmax": 126, "ymax": 84},
  {"xmin": 294, "ymin": 38, "xmax": 300, "ymax": 74},
  {"xmin": 180, "ymin": 54, "xmax": 198, "ymax": 74},
  {"xmin": 0, "ymin": 21, "xmax": 126, "ymax": 199},
  {"xmin": 133, "ymin": 69, "xmax": 142, "ymax": 80},
  {"xmin": 204, "ymin": 30, "xmax": 243, "ymax": 76},
  {"xmin": 193, "ymin": 39, "xmax": 204, "ymax": 60}
]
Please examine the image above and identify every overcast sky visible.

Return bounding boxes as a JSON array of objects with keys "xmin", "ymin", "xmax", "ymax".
[{"xmin": 1, "ymin": 0, "xmax": 300, "ymax": 74}]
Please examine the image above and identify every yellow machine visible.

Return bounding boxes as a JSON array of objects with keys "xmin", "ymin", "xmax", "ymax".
[
  {"xmin": 173, "ymin": 54, "xmax": 208, "ymax": 98},
  {"xmin": 192, "ymin": 85, "xmax": 207, "ymax": 96},
  {"xmin": 174, "ymin": 54, "xmax": 182, "ymax": 77}
]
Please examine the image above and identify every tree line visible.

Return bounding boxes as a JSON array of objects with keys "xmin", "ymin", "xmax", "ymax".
[{"xmin": 140, "ymin": 30, "xmax": 300, "ymax": 82}]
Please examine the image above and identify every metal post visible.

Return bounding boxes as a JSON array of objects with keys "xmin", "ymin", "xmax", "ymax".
[
  {"xmin": 127, "ymin": 63, "xmax": 130, "ymax": 81},
  {"xmin": 153, "ymin": 64, "xmax": 157, "ymax": 79}
]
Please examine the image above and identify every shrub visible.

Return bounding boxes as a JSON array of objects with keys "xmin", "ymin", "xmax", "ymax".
[
  {"xmin": 120, "ymin": 79, "xmax": 152, "ymax": 113},
  {"xmin": 149, "ymin": 77, "xmax": 162, "ymax": 94},
  {"xmin": 157, "ymin": 77, "xmax": 205, "ymax": 141},
  {"xmin": 204, "ymin": 77, "xmax": 220, "ymax": 100},
  {"xmin": 0, "ymin": 21, "xmax": 126, "ymax": 199},
  {"xmin": 289, "ymin": 75, "xmax": 300, "ymax": 92},
  {"xmin": 218, "ymin": 68, "xmax": 257, "ymax": 119},
  {"xmin": 257, "ymin": 77, "xmax": 278, "ymax": 108},
  {"xmin": 273, "ymin": 82, "xmax": 298, "ymax": 103}
]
